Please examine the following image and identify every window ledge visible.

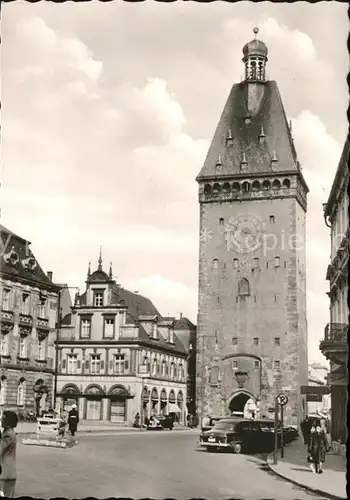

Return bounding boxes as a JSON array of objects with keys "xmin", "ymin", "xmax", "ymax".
[
  {"xmin": 0, "ymin": 353, "xmax": 11, "ymax": 359},
  {"xmin": 35, "ymin": 358, "xmax": 47, "ymax": 363},
  {"xmin": 17, "ymin": 356, "xmax": 30, "ymax": 361}
]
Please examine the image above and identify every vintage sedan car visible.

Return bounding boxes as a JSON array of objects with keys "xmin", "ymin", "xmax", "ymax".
[
  {"xmin": 283, "ymin": 426, "xmax": 299, "ymax": 444},
  {"xmin": 201, "ymin": 416, "xmax": 223, "ymax": 433},
  {"xmin": 146, "ymin": 415, "xmax": 174, "ymax": 430},
  {"xmin": 199, "ymin": 418, "xmax": 282, "ymax": 454}
]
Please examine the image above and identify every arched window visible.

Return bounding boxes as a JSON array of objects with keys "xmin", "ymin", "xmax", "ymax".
[
  {"xmin": 17, "ymin": 378, "xmax": 26, "ymax": 406},
  {"xmin": 212, "ymin": 183, "xmax": 221, "ymax": 194},
  {"xmin": 274, "ymin": 256, "xmax": 280, "ymax": 267},
  {"xmin": 272, "ymin": 179, "xmax": 281, "ymax": 190},
  {"xmin": 213, "ymin": 259, "xmax": 219, "ymax": 269},
  {"xmin": 204, "ymin": 184, "xmax": 211, "ymax": 195},
  {"xmin": 238, "ymin": 278, "xmax": 250, "ymax": 296},
  {"xmin": 233, "ymin": 259, "xmax": 239, "ymax": 269},
  {"xmin": 161, "ymin": 358, "xmax": 166, "ymax": 376},
  {"xmin": 242, "ymin": 181, "xmax": 250, "ymax": 193},
  {"xmin": 283, "ymin": 179, "xmax": 290, "ymax": 189},
  {"xmin": 252, "ymin": 181, "xmax": 260, "ymax": 192},
  {"xmin": 222, "ymin": 183, "xmax": 231, "ymax": 193},
  {"xmin": 170, "ymin": 361, "xmax": 175, "ymax": 379},
  {"xmin": 262, "ymin": 180, "xmax": 270, "ymax": 191},
  {"xmin": 232, "ymin": 182, "xmax": 240, "ymax": 193}
]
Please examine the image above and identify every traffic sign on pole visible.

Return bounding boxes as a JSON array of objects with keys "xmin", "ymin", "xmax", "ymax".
[{"xmin": 276, "ymin": 393, "xmax": 288, "ymax": 406}]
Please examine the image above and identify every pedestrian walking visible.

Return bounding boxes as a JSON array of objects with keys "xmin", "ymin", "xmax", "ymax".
[
  {"xmin": 68, "ymin": 404, "xmax": 79, "ymax": 437},
  {"xmin": 202, "ymin": 414, "xmax": 210, "ymax": 428},
  {"xmin": 0, "ymin": 411, "xmax": 18, "ymax": 498},
  {"xmin": 301, "ymin": 416, "xmax": 312, "ymax": 445},
  {"xmin": 308, "ymin": 424, "xmax": 329, "ymax": 474}
]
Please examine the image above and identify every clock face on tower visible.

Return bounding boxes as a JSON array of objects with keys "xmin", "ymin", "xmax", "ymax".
[{"xmin": 225, "ymin": 215, "xmax": 265, "ymax": 253}]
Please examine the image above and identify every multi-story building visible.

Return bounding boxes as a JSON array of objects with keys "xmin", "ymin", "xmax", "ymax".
[
  {"xmin": 195, "ymin": 29, "xmax": 309, "ymax": 426},
  {"xmin": 307, "ymin": 363, "xmax": 330, "ymax": 417},
  {"xmin": 0, "ymin": 225, "xmax": 58, "ymax": 415},
  {"xmin": 321, "ymin": 139, "xmax": 349, "ymax": 451},
  {"xmin": 173, "ymin": 315, "xmax": 197, "ymax": 416},
  {"xmin": 56, "ymin": 254, "xmax": 188, "ymax": 424}
]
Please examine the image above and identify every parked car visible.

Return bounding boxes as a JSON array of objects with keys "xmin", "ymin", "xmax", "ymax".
[
  {"xmin": 199, "ymin": 418, "xmax": 282, "ymax": 454},
  {"xmin": 201, "ymin": 416, "xmax": 223, "ymax": 433},
  {"xmin": 146, "ymin": 415, "xmax": 174, "ymax": 430},
  {"xmin": 283, "ymin": 426, "xmax": 299, "ymax": 444}
]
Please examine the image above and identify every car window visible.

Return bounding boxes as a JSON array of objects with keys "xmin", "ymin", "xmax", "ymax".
[
  {"xmin": 236, "ymin": 422, "xmax": 251, "ymax": 432},
  {"xmin": 213, "ymin": 422, "xmax": 236, "ymax": 431}
]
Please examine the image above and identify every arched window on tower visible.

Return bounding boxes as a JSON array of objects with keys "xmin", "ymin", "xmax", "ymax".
[
  {"xmin": 213, "ymin": 259, "xmax": 219, "ymax": 270},
  {"xmin": 204, "ymin": 184, "xmax": 212, "ymax": 195},
  {"xmin": 250, "ymin": 60, "xmax": 257, "ymax": 80},
  {"xmin": 238, "ymin": 278, "xmax": 250, "ymax": 296},
  {"xmin": 242, "ymin": 182, "xmax": 250, "ymax": 193},
  {"xmin": 283, "ymin": 179, "xmax": 290, "ymax": 189},
  {"xmin": 262, "ymin": 180, "xmax": 270, "ymax": 191}
]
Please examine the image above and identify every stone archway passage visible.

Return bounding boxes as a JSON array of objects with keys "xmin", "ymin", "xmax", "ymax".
[{"xmin": 229, "ymin": 392, "xmax": 251, "ymax": 413}]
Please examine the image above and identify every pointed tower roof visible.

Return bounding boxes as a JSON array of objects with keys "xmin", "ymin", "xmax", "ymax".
[
  {"xmin": 197, "ymin": 30, "xmax": 303, "ymax": 181},
  {"xmin": 86, "ymin": 247, "xmax": 112, "ymax": 283}
]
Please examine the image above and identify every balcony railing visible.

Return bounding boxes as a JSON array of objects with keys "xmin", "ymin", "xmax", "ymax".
[
  {"xmin": 37, "ymin": 318, "xmax": 50, "ymax": 330},
  {"xmin": 19, "ymin": 314, "xmax": 33, "ymax": 326},
  {"xmin": 323, "ymin": 323, "xmax": 348, "ymax": 343},
  {"xmin": 1, "ymin": 310, "xmax": 14, "ymax": 323}
]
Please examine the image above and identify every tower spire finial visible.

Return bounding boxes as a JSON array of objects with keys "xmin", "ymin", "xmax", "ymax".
[
  {"xmin": 253, "ymin": 27, "xmax": 259, "ymax": 39},
  {"xmin": 98, "ymin": 246, "xmax": 103, "ymax": 271},
  {"xmin": 109, "ymin": 262, "xmax": 113, "ymax": 279},
  {"xmin": 87, "ymin": 262, "xmax": 91, "ymax": 279}
]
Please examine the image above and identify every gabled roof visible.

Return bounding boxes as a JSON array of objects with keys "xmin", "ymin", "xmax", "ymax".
[
  {"xmin": 197, "ymin": 81, "xmax": 302, "ymax": 180},
  {"xmin": 0, "ymin": 224, "xmax": 57, "ymax": 291},
  {"xmin": 174, "ymin": 316, "xmax": 196, "ymax": 331}
]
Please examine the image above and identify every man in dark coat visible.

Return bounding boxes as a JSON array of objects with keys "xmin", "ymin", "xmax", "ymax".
[
  {"xmin": 301, "ymin": 417, "xmax": 312, "ymax": 445},
  {"xmin": 68, "ymin": 405, "xmax": 79, "ymax": 437}
]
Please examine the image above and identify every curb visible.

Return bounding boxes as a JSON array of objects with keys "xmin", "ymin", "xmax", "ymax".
[
  {"xmin": 265, "ymin": 453, "xmax": 345, "ymax": 500},
  {"xmin": 17, "ymin": 427, "xmax": 196, "ymax": 437}
]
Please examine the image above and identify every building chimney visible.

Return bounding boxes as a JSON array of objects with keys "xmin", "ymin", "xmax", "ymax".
[
  {"xmin": 180, "ymin": 312, "xmax": 183, "ymax": 319},
  {"xmin": 47, "ymin": 271, "xmax": 53, "ymax": 281}
]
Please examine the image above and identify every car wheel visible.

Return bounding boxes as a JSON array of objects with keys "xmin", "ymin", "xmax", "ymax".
[{"xmin": 233, "ymin": 443, "xmax": 242, "ymax": 454}]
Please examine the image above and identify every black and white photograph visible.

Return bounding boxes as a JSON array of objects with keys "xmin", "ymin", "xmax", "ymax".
[{"xmin": 0, "ymin": 2, "xmax": 348, "ymax": 499}]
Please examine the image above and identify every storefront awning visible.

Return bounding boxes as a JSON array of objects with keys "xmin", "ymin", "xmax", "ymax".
[{"xmin": 168, "ymin": 403, "xmax": 181, "ymax": 413}]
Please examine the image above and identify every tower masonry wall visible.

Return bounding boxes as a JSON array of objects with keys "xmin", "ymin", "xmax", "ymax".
[{"xmin": 196, "ymin": 194, "xmax": 307, "ymax": 426}]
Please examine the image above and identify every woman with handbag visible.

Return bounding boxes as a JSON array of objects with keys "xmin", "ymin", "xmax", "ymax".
[{"xmin": 308, "ymin": 424, "xmax": 329, "ymax": 474}]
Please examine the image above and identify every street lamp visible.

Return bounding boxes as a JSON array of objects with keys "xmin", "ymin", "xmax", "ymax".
[
  {"xmin": 53, "ymin": 285, "xmax": 79, "ymax": 410},
  {"xmin": 139, "ymin": 363, "xmax": 150, "ymax": 428}
]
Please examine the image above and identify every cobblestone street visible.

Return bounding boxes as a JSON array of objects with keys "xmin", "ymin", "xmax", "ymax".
[{"xmin": 16, "ymin": 431, "xmax": 327, "ymax": 499}]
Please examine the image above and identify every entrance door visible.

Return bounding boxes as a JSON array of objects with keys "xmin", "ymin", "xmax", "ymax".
[
  {"xmin": 110, "ymin": 400, "xmax": 126, "ymax": 423},
  {"xmin": 86, "ymin": 399, "xmax": 101, "ymax": 420}
]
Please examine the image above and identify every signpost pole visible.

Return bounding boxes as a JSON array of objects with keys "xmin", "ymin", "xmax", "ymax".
[
  {"xmin": 273, "ymin": 398, "xmax": 279, "ymax": 465},
  {"xmin": 140, "ymin": 376, "xmax": 144, "ymax": 430},
  {"xmin": 280, "ymin": 405, "xmax": 284, "ymax": 458}
]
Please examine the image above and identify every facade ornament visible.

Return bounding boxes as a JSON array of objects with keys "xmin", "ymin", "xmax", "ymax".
[
  {"xmin": 3, "ymin": 246, "xmax": 19, "ymax": 266},
  {"xmin": 109, "ymin": 262, "xmax": 113, "ymax": 279},
  {"xmin": 240, "ymin": 150, "xmax": 248, "ymax": 170},
  {"xmin": 74, "ymin": 292, "xmax": 80, "ymax": 307},
  {"xmin": 226, "ymin": 129, "xmax": 234, "ymax": 146},
  {"xmin": 98, "ymin": 246, "xmax": 103, "ymax": 271},
  {"xmin": 216, "ymin": 154, "xmax": 223, "ymax": 169},
  {"xmin": 258, "ymin": 125, "xmax": 266, "ymax": 144},
  {"xmin": 271, "ymin": 150, "xmax": 278, "ymax": 165},
  {"xmin": 87, "ymin": 262, "xmax": 91, "ymax": 279},
  {"xmin": 21, "ymin": 256, "xmax": 37, "ymax": 271},
  {"xmin": 235, "ymin": 371, "xmax": 248, "ymax": 388}
]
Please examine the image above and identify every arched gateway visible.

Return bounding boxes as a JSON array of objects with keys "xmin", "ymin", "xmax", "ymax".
[{"xmin": 228, "ymin": 391, "xmax": 258, "ymax": 419}]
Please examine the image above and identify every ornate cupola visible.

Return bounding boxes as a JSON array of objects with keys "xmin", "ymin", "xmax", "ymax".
[{"xmin": 242, "ymin": 27, "xmax": 268, "ymax": 82}]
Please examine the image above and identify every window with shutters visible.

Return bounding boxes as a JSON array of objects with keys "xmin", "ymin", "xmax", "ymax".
[
  {"xmin": 21, "ymin": 293, "xmax": 30, "ymax": 315},
  {"xmin": 17, "ymin": 379, "xmax": 26, "ymax": 406},
  {"xmin": 0, "ymin": 334, "xmax": 9, "ymax": 356},
  {"xmin": 18, "ymin": 337, "xmax": 28, "ymax": 358},
  {"xmin": 104, "ymin": 317, "xmax": 115, "ymax": 338},
  {"xmin": 114, "ymin": 354, "xmax": 126, "ymax": 374},
  {"xmin": 210, "ymin": 366, "xmax": 219, "ymax": 386},
  {"xmin": 37, "ymin": 339, "xmax": 46, "ymax": 361},
  {"xmin": 2, "ymin": 289, "xmax": 11, "ymax": 311},
  {"xmin": 90, "ymin": 354, "xmax": 101, "ymax": 374},
  {"xmin": 80, "ymin": 318, "xmax": 91, "ymax": 339},
  {"xmin": 67, "ymin": 354, "xmax": 78, "ymax": 374},
  {"xmin": 38, "ymin": 298, "xmax": 47, "ymax": 318}
]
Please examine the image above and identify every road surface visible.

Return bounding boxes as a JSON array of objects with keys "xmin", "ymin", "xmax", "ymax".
[{"xmin": 16, "ymin": 430, "xmax": 327, "ymax": 499}]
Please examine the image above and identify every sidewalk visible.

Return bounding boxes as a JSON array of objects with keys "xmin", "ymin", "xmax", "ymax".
[
  {"xmin": 16, "ymin": 421, "xmax": 194, "ymax": 435},
  {"xmin": 266, "ymin": 438, "xmax": 347, "ymax": 499}
]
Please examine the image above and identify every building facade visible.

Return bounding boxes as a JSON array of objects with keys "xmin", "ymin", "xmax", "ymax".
[
  {"xmin": 56, "ymin": 255, "xmax": 188, "ymax": 425},
  {"xmin": 195, "ymin": 30, "xmax": 309, "ymax": 426},
  {"xmin": 321, "ymin": 140, "xmax": 349, "ymax": 448},
  {"xmin": 173, "ymin": 315, "xmax": 197, "ymax": 416},
  {"xmin": 307, "ymin": 363, "xmax": 330, "ymax": 417},
  {"xmin": 0, "ymin": 225, "xmax": 58, "ymax": 416}
]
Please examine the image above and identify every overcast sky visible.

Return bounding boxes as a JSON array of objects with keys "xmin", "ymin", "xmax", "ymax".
[{"xmin": 2, "ymin": 2, "xmax": 348, "ymax": 364}]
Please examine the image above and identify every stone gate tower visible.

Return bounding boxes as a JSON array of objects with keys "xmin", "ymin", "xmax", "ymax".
[{"xmin": 196, "ymin": 29, "xmax": 309, "ymax": 427}]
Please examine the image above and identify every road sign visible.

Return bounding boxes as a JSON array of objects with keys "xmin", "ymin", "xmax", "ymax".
[
  {"xmin": 306, "ymin": 394, "xmax": 323, "ymax": 402},
  {"xmin": 276, "ymin": 393, "xmax": 288, "ymax": 406},
  {"xmin": 300, "ymin": 385, "xmax": 329, "ymax": 395}
]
